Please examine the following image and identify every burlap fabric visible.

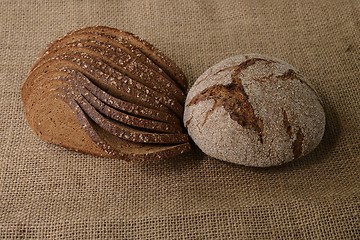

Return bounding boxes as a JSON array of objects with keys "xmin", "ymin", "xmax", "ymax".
[{"xmin": 1, "ymin": 0, "xmax": 359, "ymax": 239}]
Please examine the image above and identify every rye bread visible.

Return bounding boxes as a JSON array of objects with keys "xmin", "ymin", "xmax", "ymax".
[
  {"xmin": 28, "ymin": 74, "xmax": 189, "ymax": 144},
  {"xmin": 59, "ymin": 50, "xmax": 185, "ymax": 116},
  {"xmin": 25, "ymin": 57, "xmax": 174, "ymax": 114},
  {"xmin": 30, "ymin": 51, "xmax": 184, "ymax": 117},
  {"xmin": 26, "ymin": 70, "xmax": 183, "ymax": 133},
  {"xmin": 34, "ymin": 33, "xmax": 169, "ymax": 89},
  {"xmin": 33, "ymin": 37, "xmax": 185, "ymax": 104},
  {"xmin": 72, "ymin": 26, "xmax": 188, "ymax": 91},
  {"xmin": 37, "ymin": 26, "xmax": 187, "ymax": 92},
  {"xmin": 74, "ymin": 92, "xmax": 189, "ymax": 144},
  {"xmin": 79, "ymin": 87, "xmax": 183, "ymax": 133},
  {"xmin": 22, "ymin": 26, "xmax": 190, "ymax": 161},
  {"xmin": 28, "ymin": 90, "xmax": 107, "ymax": 157},
  {"xmin": 90, "ymin": 119, "xmax": 190, "ymax": 161},
  {"xmin": 28, "ymin": 88, "xmax": 191, "ymax": 161},
  {"xmin": 25, "ymin": 79, "xmax": 67, "ymax": 126},
  {"xmin": 23, "ymin": 62, "xmax": 180, "ymax": 125},
  {"xmin": 184, "ymin": 54, "xmax": 325, "ymax": 167},
  {"xmin": 68, "ymin": 69, "xmax": 180, "ymax": 124}
]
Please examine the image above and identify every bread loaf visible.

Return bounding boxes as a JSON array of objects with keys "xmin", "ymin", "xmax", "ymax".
[
  {"xmin": 184, "ymin": 54, "xmax": 326, "ymax": 167},
  {"xmin": 21, "ymin": 26, "xmax": 191, "ymax": 161}
]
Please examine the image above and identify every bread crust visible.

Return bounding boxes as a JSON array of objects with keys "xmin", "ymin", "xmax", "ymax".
[
  {"xmin": 70, "ymin": 26, "xmax": 188, "ymax": 91},
  {"xmin": 33, "ymin": 37, "xmax": 185, "ymax": 104},
  {"xmin": 29, "ymin": 52, "xmax": 184, "ymax": 117}
]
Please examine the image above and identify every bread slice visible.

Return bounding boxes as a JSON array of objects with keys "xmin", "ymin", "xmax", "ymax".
[
  {"xmin": 28, "ymin": 86, "xmax": 190, "ymax": 161},
  {"xmin": 22, "ymin": 60, "xmax": 179, "ymax": 123},
  {"xmin": 36, "ymin": 27, "xmax": 187, "ymax": 93},
  {"xmin": 23, "ymin": 61, "xmax": 180, "ymax": 124},
  {"xmin": 33, "ymin": 37, "xmax": 185, "ymax": 104},
  {"xmin": 24, "ymin": 57, "xmax": 173, "ymax": 114},
  {"xmin": 89, "ymin": 119, "xmax": 190, "ymax": 161},
  {"xmin": 79, "ymin": 87, "xmax": 183, "ymax": 133},
  {"xmin": 27, "ymin": 73, "xmax": 189, "ymax": 144},
  {"xmin": 68, "ymin": 70, "xmax": 180, "ymax": 124},
  {"xmin": 25, "ymin": 69, "xmax": 183, "ymax": 133},
  {"xmin": 76, "ymin": 94, "xmax": 188, "ymax": 143},
  {"xmin": 25, "ymin": 79, "xmax": 67, "ymax": 126},
  {"xmin": 29, "ymin": 52, "xmax": 184, "ymax": 117},
  {"xmin": 72, "ymin": 26, "xmax": 188, "ymax": 92},
  {"xmin": 25, "ymin": 81, "xmax": 107, "ymax": 157}
]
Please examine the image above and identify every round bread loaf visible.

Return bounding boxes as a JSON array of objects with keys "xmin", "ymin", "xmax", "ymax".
[{"xmin": 184, "ymin": 54, "xmax": 326, "ymax": 167}]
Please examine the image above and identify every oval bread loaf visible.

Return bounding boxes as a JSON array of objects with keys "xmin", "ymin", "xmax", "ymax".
[
  {"xmin": 184, "ymin": 54, "xmax": 326, "ymax": 167},
  {"xmin": 21, "ymin": 26, "xmax": 191, "ymax": 161}
]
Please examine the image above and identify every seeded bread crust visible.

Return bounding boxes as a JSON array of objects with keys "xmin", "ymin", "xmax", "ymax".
[
  {"xmin": 71, "ymin": 26, "xmax": 188, "ymax": 91},
  {"xmin": 52, "ymin": 78, "xmax": 189, "ymax": 144},
  {"xmin": 34, "ymin": 38, "xmax": 185, "ymax": 104},
  {"xmin": 33, "ymin": 29, "xmax": 186, "ymax": 101},
  {"xmin": 30, "ymin": 52, "xmax": 184, "ymax": 117},
  {"xmin": 37, "ymin": 33, "xmax": 172, "ymax": 89},
  {"xmin": 25, "ymin": 57, "xmax": 173, "ymax": 114},
  {"xmin": 80, "ymin": 88, "xmax": 183, "ymax": 134},
  {"xmin": 184, "ymin": 54, "xmax": 325, "ymax": 167}
]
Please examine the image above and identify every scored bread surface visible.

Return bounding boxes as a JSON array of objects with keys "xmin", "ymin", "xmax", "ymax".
[{"xmin": 22, "ymin": 26, "xmax": 190, "ymax": 161}]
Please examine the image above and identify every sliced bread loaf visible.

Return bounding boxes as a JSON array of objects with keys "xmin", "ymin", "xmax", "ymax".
[{"xmin": 21, "ymin": 26, "xmax": 190, "ymax": 161}]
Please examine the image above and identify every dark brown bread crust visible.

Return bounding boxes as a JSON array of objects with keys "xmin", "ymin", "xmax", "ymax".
[
  {"xmin": 33, "ymin": 38, "xmax": 185, "ymax": 104},
  {"xmin": 23, "ymin": 59, "xmax": 173, "ymax": 115},
  {"xmin": 187, "ymin": 64, "xmax": 264, "ymax": 143},
  {"xmin": 63, "ymin": 26, "xmax": 188, "ymax": 91},
  {"xmin": 29, "ymin": 52, "xmax": 184, "ymax": 117}
]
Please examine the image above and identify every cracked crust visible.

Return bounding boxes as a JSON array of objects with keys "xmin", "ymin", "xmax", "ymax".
[
  {"xmin": 184, "ymin": 54, "xmax": 326, "ymax": 167},
  {"xmin": 187, "ymin": 65, "xmax": 264, "ymax": 143}
]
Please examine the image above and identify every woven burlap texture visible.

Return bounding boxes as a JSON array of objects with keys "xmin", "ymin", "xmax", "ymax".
[{"xmin": 1, "ymin": 0, "xmax": 359, "ymax": 239}]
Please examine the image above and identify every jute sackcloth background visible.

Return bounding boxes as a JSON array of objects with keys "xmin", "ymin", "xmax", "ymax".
[{"xmin": 0, "ymin": 0, "xmax": 359, "ymax": 239}]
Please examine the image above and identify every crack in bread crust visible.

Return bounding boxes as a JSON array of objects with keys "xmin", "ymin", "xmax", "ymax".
[
  {"xmin": 278, "ymin": 69, "xmax": 299, "ymax": 80},
  {"xmin": 236, "ymin": 57, "xmax": 275, "ymax": 70},
  {"xmin": 283, "ymin": 109, "xmax": 304, "ymax": 159},
  {"xmin": 292, "ymin": 128, "xmax": 304, "ymax": 159},
  {"xmin": 188, "ymin": 60, "xmax": 265, "ymax": 143},
  {"xmin": 282, "ymin": 109, "xmax": 292, "ymax": 138}
]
